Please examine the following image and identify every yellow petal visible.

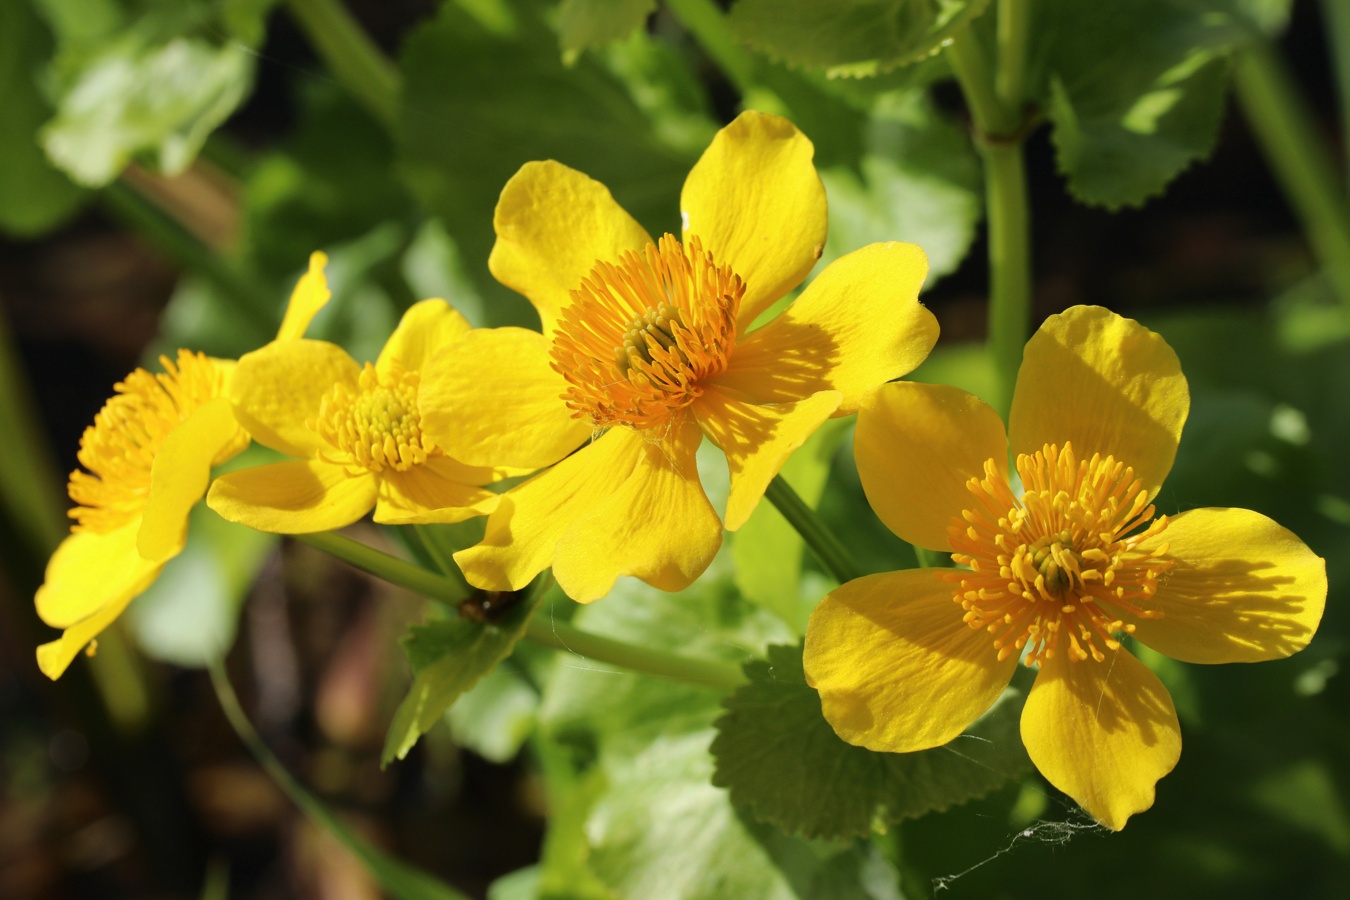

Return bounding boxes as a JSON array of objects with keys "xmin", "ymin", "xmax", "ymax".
[
  {"xmin": 420, "ymin": 326, "xmax": 590, "ymax": 470},
  {"xmin": 1021, "ymin": 648, "xmax": 1181, "ymax": 831},
  {"xmin": 377, "ymin": 299, "xmax": 472, "ymax": 376},
  {"xmin": 490, "ymin": 160, "xmax": 652, "ymax": 335},
  {"xmin": 207, "ymin": 460, "xmax": 378, "ymax": 533},
  {"xmin": 804, "ymin": 568, "xmax": 1019, "ymax": 752},
  {"xmin": 694, "ymin": 387, "xmax": 841, "ymax": 532},
  {"xmin": 1130, "ymin": 507, "xmax": 1326, "ymax": 664},
  {"xmin": 553, "ymin": 417, "xmax": 722, "ymax": 601},
  {"xmin": 373, "ymin": 460, "xmax": 500, "ymax": 525},
  {"xmin": 1009, "ymin": 306, "xmax": 1188, "ymax": 496},
  {"xmin": 854, "ymin": 381, "xmax": 1009, "ymax": 551},
  {"xmin": 276, "ymin": 251, "xmax": 331, "ymax": 340},
  {"xmin": 455, "ymin": 428, "xmax": 641, "ymax": 593},
  {"xmin": 680, "ymin": 110, "xmax": 827, "ymax": 326},
  {"xmin": 37, "ymin": 580, "xmax": 157, "ymax": 680},
  {"xmin": 35, "ymin": 521, "xmax": 161, "ymax": 629},
  {"xmin": 137, "ymin": 398, "xmax": 244, "ymax": 563},
  {"xmin": 715, "ymin": 242, "xmax": 936, "ymax": 414},
  {"xmin": 229, "ymin": 339, "xmax": 359, "ymax": 458}
]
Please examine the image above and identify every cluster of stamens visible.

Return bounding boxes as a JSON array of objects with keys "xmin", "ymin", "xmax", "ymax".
[
  {"xmin": 944, "ymin": 442, "xmax": 1172, "ymax": 665},
  {"xmin": 550, "ymin": 233, "xmax": 743, "ymax": 431},
  {"xmin": 68, "ymin": 350, "xmax": 232, "ymax": 534},
  {"xmin": 310, "ymin": 362, "xmax": 435, "ymax": 473}
]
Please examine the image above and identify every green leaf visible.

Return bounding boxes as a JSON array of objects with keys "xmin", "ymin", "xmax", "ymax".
[
  {"xmin": 382, "ymin": 585, "xmax": 547, "ymax": 764},
  {"xmin": 711, "ymin": 644, "xmax": 1031, "ymax": 840},
  {"xmin": 556, "ymin": 0, "xmax": 656, "ymax": 53},
  {"xmin": 0, "ymin": 1, "xmax": 85, "ymax": 236},
  {"xmin": 446, "ymin": 661, "xmax": 539, "ymax": 763},
  {"xmin": 397, "ymin": 1, "xmax": 696, "ymax": 325},
  {"xmin": 729, "ymin": 0, "xmax": 992, "ymax": 78}
]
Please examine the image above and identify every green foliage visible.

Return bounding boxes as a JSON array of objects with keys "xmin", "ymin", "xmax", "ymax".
[
  {"xmin": 556, "ymin": 0, "xmax": 656, "ymax": 54},
  {"xmin": 382, "ymin": 586, "xmax": 547, "ymax": 765},
  {"xmin": 446, "ymin": 661, "xmax": 540, "ymax": 763},
  {"xmin": 729, "ymin": 0, "xmax": 992, "ymax": 78},
  {"xmin": 711, "ymin": 644, "xmax": 1031, "ymax": 840}
]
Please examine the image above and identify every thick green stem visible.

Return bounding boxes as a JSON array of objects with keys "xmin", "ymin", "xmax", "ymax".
[
  {"xmin": 764, "ymin": 475, "xmax": 863, "ymax": 585},
  {"xmin": 286, "ymin": 0, "xmax": 400, "ymax": 129},
  {"xmin": 946, "ymin": 29, "xmax": 1016, "ymax": 137},
  {"xmin": 1234, "ymin": 41, "xmax": 1350, "ymax": 309},
  {"xmin": 996, "ymin": 0, "xmax": 1031, "ymax": 110},
  {"xmin": 297, "ymin": 532, "xmax": 746, "ymax": 691},
  {"xmin": 984, "ymin": 141, "xmax": 1032, "ymax": 415}
]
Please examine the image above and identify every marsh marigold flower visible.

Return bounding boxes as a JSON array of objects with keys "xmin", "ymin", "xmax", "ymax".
[
  {"xmin": 418, "ymin": 111, "xmax": 939, "ymax": 602},
  {"xmin": 34, "ymin": 253, "xmax": 332, "ymax": 679},
  {"xmin": 206, "ymin": 299, "xmax": 501, "ymax": 532},
  {"xmin": 803, "ymin": 305, "xmax": 1327, "ymax": 830}
]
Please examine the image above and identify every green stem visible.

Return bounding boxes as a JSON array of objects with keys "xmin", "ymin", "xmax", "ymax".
[
  {"xmin": 665, "ymin": 0, "xmax": 757, "ymax": 94},
  {"xmin": 996, "ymin": 0, "xmax": 1031, "ymax": 110},
  {"xmin": 1234, "ymin": 41, "xmax": 1350, "ymax": 309},
  {"xmin": 1321, "ymin": 0, "xmax": 1350, "ymax": 180},
  {"xmin": 286, "ymin": 0, "xmax": 400, "ymax": 129},
  {"xmin": 297, "ymin": 532, "xmax": 746, "ymax": 691},
  {"xmin": 0, "ymin": 310, "xmax": 67, "ymax": 555},
  {"xmin": 764, "ymin": 475, "xmax": 863, "ymax": 584},
  {"xmin": 411, "ymin": 524, "xmax": 472, "ymax": 594},
  {"xmin": 101, "ymin": 181, "xmax": 274, "ymax": 342},
  {"xmin": 984, "ymin": 141, "xmax": 1032, "ymax": 416},
  {"xmin": 946, "ymin": 29, "xmax": 1015, "ymax": 137}
]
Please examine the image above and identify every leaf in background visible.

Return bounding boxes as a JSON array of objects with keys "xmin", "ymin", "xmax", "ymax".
[
  {"xmin": 382, "ymin": 585, "xmax": 546, "ymax": 765},
  {"xmin": 728, "ymin": 0, "xmax": 992, "ymax": 78},
  {"xmin": 397, "ymin": 1, "xmax": 697, "ymax": 325},
  {"xmin": 446, "ymin": 662, "xmax": 540, "ymax": 763},
  {"xmin": 712, "ymin": 644, "xmax": 1031, "ymax": 841},
  {"xmin": 0, "ymin": 1, "xmax": 86, "ymax": 236},
  {"xmin": 556, "ymin": 0, "xmax": 656, "ymax": 54}
]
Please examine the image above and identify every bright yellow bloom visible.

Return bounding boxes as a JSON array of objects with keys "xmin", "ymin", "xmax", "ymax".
[
  {"xmin": 206, "ymin": 299, "xmax": 500, "ymax": 532},
  {"xmin": 34, "ymin": 253, "xmax": 332, "ymax": 679},
  {"xmin": 418, "ymin": 111, "xmax": 939, "ymax": 602},
  {"xmin": 804, "ymin": 305, "xmax": 1327, "ymax": 830}
]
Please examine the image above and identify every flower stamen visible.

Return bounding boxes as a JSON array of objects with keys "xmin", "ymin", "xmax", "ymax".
[{"xmin": 311, "ymin": 362, "xmax": 436, "ymax": 473}]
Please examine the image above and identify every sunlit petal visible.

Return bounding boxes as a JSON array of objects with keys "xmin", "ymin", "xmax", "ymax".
[
  {"xmin": 377, "ymin": 299, "xmax": 473, "ymax": 376},
  {"xmin": 207, "ymin": 459, "xmax": 378, "ymax": 533},
  {"xmin": 229, "ymin": 339, "xmax": 359, "ymax": 458},
  {"xmin": 276, "ymin": 251, "xmax": 331, "ymax": 340}
]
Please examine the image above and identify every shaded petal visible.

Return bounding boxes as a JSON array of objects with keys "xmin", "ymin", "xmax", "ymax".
[
  {"xmin": 553, "ymin": 417, "xmax": 721, "ymax": 601},
  {"xmin": 373, "ymin": 461, "xmax": 500, "ymax": 525},
  {"xmin": 490, "ymin": 160, "xmax": 652, "ymax": 335},
  {"xmin": 207, "ymin": 460, "xmax": 377, "ymax": 533},
  {"xmin": 681, "ymin": 111, "xmax": 827, "ymax": 326},
  {"xmin": 138, "ymin": 398, "xmax": 244, "ymax": 562},
  {"xmin": 37, "ymin": 576, "xmax": 159, "ymax": 680},
  {"xmin": 1130, "ymin": 507, "xmax": 1326, "ymax": 664},
  {"xmin": 855, "ymin": 381, "xmax": 1009, "ymax": 551},
  {"xmin": 804, "ymin": 568, "xmax": 1019, "ymax": 752},
  {"xmin": 1009, "ymin": 306, "xmax": 1188, "ymax": 496},
  {"xmin": 717, "ymin": 242, "xmax": 936, "ymax": 413},
  {"xmin": 455, "ymin": 429, "xmax": 641, "ymax": 593},
  {"xmin": 276, "ymin": 251, "xmax": 331, "ymax": 341},
  {"xmin": 693, "ymin": 387, "xmax": 840, "ymax": 532},
  {"xmin": 35, "ymin": 521, "xmax": 161, "ymax": 629},
  {"xmin": 229, "ymin": 339, "xmax": 359, "ymax": 457},
  {"xmin": 1022, "ymin": 649, "xmax": 1180, "ymax": 831},
  {"xmin": 377, "ymin": 299, "xmax": 472, "ymax": 376},
  {"xmin": 420, "ymin": 327, "xmax": 590, "ymax": 470}
]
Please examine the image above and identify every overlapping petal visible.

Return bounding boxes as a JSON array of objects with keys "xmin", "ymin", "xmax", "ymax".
[
  {"xmin": 693, "ymin": 387, "xmax": 840, "ymax": 531},
  {"xmin": 374, "ymin": 462, "xmax": 500, "ymax": 525},
  {"xmin": 805, "ymin": 568, "xmax": 1019, "ymax": 752},
  {"xmin": 36, "ymin": 521, "xmax": 160, "ymax": 630},
  {"xmin": 490, "ymin": 160, "xmax": 652, "ymax": 336},
  {"xmin": 854, "ymin": 382, "xmax": 1009, "ymax": 551},
  {"xmin": 1021, "ymin": 649, "xmax": 1181, "ymax": 831},
  {"xmin": 715, "ymin": 242, "xmax": 935, "ymax": 413},
  {"xmin": 1130, "ymin": 507, "xmax": 1327, "ymax": 664},
  {"xmin": 229, "ymin": 339, "xmax": 360, "ymax": 458},
  {"xmin": 420, "ymin": 326, "xmax": 590, "ymax": 470},
  {"xmin": 1009, "ymin": 306, "xmax": 1188, "ymax": 496},
  {"xmin": 377, "ymin": 299, "xmax": 472, "ymax": 375},
  {"xmin": 208, "ymin": 459, "xmax": 379, "ymax": 533},
  {"xmin": 553, "ymin": 418, "xmax": 722, "ymax": 601},
  {"xmin": 680, "ymin": 111, "xmax": 827, "ymax": 326},
  {"xmin": 37, "ymin": 573, "xmax": 158, "ymax": 680}
]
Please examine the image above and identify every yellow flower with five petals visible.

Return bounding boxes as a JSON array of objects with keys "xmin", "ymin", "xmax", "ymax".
[
  {"xmin": 804, "ymin": 305, "xmax": 1327, "ymax": 829},
  {"xmin": 418, "ymin": 111, "xmax": 940, "ymax": 602}
]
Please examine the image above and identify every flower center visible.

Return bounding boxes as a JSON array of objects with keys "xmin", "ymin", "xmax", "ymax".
[
  {"xmin": 311, "ymin": 362, "xmax": 435, "ymax": 473},
  {"xmin": 550, "ymin": 233, "xmax": 743, "ymax": 431},
  {"xmin": 68, "ymin": 350, "xmax": 235, "ymax": 534},
  {"xmin": 945, "ymin": 442, "xmax": 1172, "ymax": 666}
]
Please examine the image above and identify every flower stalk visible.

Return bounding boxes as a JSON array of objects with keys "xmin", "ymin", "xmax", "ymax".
[
  {"xmin": 285, "ymin": 0, "xmax": 401, "ymax": 129},
  {"xmin": 765, "ymin": 475, "xmax": 863, "ymax": 585}
]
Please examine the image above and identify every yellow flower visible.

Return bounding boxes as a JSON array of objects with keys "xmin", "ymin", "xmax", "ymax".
[
  {"xmin": 804, "ymin": 305, "xmax": 1327, "ymax": 830},
  {"xmin": 34, "ymin": 253, "xmax": 332, "ymax": 679},
  {"xmin": 417, "ymin": 111, "xmax": 939, "ymax": 602},
  {"xmin": 206, "ymin": 299, "xmax": 501, "ymax": 532}
]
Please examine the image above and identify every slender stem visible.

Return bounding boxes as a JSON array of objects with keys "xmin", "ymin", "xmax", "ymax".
[
  {"xmin": 946, "ymin": 29, "xmax": 1015, "ymax": 137},
  {"xmin": 411, "ymin": 524, "xmax": 472, "ymax": 594},
  {"xmin": 286, "ymin": 0, "xmax": 400, "ymax": 129},
  {"xmin": 1321, "ymin": 0, "xmax": 1350, "ymax": 180},
  {"xmin": 996, "ymin": 0, "xmax": 1031, "ymax": 110},
  {"xmin": 984, "ymin": 141, "xmax": 1032, "ymax": 415},
  {"xmin": 297, "ymin": 531, "xmax": 747, "ymax": 691},
  {"xmin": 764, "ymin": 475, "xmax": 863, "ymax": 584},
  {"xmin": 1234, "ymin": 41, "xmax": 1350, "ymax": 309},
  {"xmin": 0, "ymin": 310, "xmax": 67, "ymax": 555},
  {"xmin": 665, "ymin": 0, "xmax": 757, "ymax": 94}
]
